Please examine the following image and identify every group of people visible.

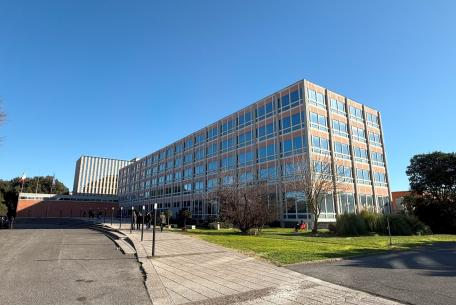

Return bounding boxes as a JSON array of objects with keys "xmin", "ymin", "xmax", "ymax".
[
  {"xmin": 294, "ymin": 220, "xmax": 308, "ymax": 232},
  {"xmin": 131, "ymin": 210, "xmax": 168, "ymax": 232}
]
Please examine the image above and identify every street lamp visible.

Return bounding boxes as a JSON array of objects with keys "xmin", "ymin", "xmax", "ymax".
[
  {"xmin": 152, "ymin": 203, "xmax": 157, "ymax": 257},
  {"xmin": 141, "ymin": 205, "xmax": 145, "ymax": 241},
  {"xmin": 130, "ymin": 206, "xmax": 134, "ymax": 234},
  {"xmin": 111, "ymin": 206, "xmax": 114, "ymax": 226},
  {"xmin": 120, "ymin": 207, "xmax": 123, "ymax": 229}
]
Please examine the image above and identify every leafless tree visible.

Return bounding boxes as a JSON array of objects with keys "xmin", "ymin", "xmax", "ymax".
[
  {"xmin": 216, "ymin": 180, "xmax": 278, "ymax": 234},
  {"xmin": 287, "ymin": 153, "xmax": 347, "ymax": 233}
]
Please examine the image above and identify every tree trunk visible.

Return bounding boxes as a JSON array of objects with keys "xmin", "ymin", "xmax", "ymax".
[{"xmin": 312, "ymin": 215, "xmax": 319, "ymax": 234}]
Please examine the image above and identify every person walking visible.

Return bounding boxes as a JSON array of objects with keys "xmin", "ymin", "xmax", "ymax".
[
  {"xmin": 136, "ymin": 210, "xmax": 142, "ymax": 230},
  {"xmin": 132, "ymin": 210, "xmax": 137, "ymax": 230},
  {"xmin": 145, "ymin": 212, "xmax": 151, "ymax": 230},
  {"xmin": 159, "ymin": 212, "xmax": 166, "ymax": 232}
]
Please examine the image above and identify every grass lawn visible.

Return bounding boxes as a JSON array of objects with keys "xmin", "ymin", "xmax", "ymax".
[{"xmin": 184, "ymin": 228, "xmax": 456, "ymax": 265}]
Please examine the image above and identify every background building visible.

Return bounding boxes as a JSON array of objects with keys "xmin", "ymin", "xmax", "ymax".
[
  {"xmin": 118, "ymin": 79, "xmax": 391, "ymax": 223},
  {"xmin": 73, "ymin": 156, "xmax": 132, "ymax": 196}
]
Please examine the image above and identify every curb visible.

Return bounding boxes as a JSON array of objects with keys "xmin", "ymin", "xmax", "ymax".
[{"xmin": 90, "ymin": 224, "xmax": 136, "ymax": 255}]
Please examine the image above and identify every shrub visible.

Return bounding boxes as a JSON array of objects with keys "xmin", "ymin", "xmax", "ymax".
[
  {"xmin": 360, "ymin": 211, "xmax": 381, "ymax": 232},
  {"xmin": 335, "ymin": 213, "xmax": 368, "ymax": 236}
]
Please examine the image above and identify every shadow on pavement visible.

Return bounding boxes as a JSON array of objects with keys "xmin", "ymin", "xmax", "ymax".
[{"xmin": 9, "ymin": 218, "xmax": 94, "ymax": 229}]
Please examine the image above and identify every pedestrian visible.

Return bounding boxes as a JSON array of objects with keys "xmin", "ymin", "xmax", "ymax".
[
  {"xmin": 132, "ymin": 210, "xmax": 137, "ymax": 230},
  {"xmin": 159, "ymin": 212, "xmax": 166, "ymax": 232},
  {"xmin": 136, "ymin": 211, "xmax": 141, "ymax": 230},
  {"xmin": 145, "ymin": 212, "xmax": 151, "ymax": 229}
]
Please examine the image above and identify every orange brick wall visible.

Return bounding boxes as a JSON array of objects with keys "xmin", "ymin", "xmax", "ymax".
[{"xmin": 17, "ymin": 199, "xmax": 119, "ymax": 218}]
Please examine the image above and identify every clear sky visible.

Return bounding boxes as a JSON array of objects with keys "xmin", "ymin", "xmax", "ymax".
[{"xmin": 0, "ymin": 0, "xmax": 455, "ymax": 191}]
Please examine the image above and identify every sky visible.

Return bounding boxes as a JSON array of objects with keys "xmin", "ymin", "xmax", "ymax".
[{"xmin": 0, "ymin": 0, "xmax": 455, "ymax": 191}]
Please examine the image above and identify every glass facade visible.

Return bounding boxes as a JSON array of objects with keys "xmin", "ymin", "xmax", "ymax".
[{"xmin": 118, "ymin": 80, "xmax": 390, "ymax": 222}]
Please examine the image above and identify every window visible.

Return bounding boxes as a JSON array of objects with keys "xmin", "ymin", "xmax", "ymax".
[
  {"xmin": 257, "ymin": 122, "xmax": 275, "ymax": 141},
  {"xmin": 183, "ymin": 167, "xmax": 193, "ymax": 179},
  {"xmin": 339, "ymin": 193, "xmax": 356, "ymax": 214},
  {"xmin": 332, "ymin": 120, "xmax": 348, "ymax": 137},
  {"xmin": 290, "ymin": 88, "xmax": 302, "ymax": 107},
  {"xmin": 374, "ymin": 172, "xmax": 387, "ymax": 186},
  {"xmin": 195, "ymin": 133, "xmax": 206, "ymax": 145},
  {"xmin": 308, "ymin": 89, "xmax": 325, "ymax": 108},
  {"xmin": 166, "ymin": 160, "xmax": 173, "ymax": 169},
  {"xmin": 159, "ymin": 151, "xmax": 166, "ymax": 160},
  {"xmin": 221, "ymin": 119, "xmax": 236, "ymax": 135},
  {"xmin": 159, "ymin": 163, "xmax": 166, "ymax": 172},
  {"xmin": 238, "ymin": 131, "xmax": 253, "ymax": 147},
  {"xmin": 184, "ymin": 153, "xmax": 193, "ymax": 164},
  {"xmin": 311, "ymin": 136, "xmax": 330, "ymax": 154},
  {"xmin": 356, "ymin": 169, "xmax": 371, "ymax": 184},
  {"xmin": 330, "ymin": 98, "xmax": 346, "ymax": 114},
  {"xmin": 183, "ymin": 183, "xmax": 192, "ymax": 193},
  {"xmin": 175, "ymin": 144, "xmax": 183, "ymax": 154},
  {"xmin": 207, "ymin": 178, "xmax": 218, "ymax": 190},
  {"xmin": 221, "ymin": 137, "xmax": 236, "ymax": 152},
  {"xmin": 194, "ymin": 181, "xmax": 205, "ymax": 192},
  {"xmin": 367, "ymin": 113, "xmax": 379, "ymax": 127},
  {"xmin": 280, "ymin": 94, "xmax": 290, "ymax": 110},
  {"xmin": 371, "ymin": 152, "xmax": 384, "ymax": 166},
  {"xmin": 310, "ymin": 112, "xmax": 328, "ymax": 131},
  {"xmin": 349, "ymin": 106, "xmax": 363, "ymax": 121},
  {"xmin": 281, "ymin": 136, "xmax": 303, "ymax": 157},
  {"xmin": 368, "ymin": 132, "xmax": 382, "ymax": 146},
  {"xmin": 259, "ymin": 167, "xmax": 277, "ymax": 181},
  {"xmin": 223, "ymin": 175, "xmax": 234, "ymax": 186},
  {"xmin": 207, "ymin": 126, "xmax": 218, "ymax": 139},
  {"xmin": 359, "ymin": 194, "xmax": 374, "ymax": 212},
  {"xmin": 165, "ymin": 173, "xmax": 173, "ymax": 184},
  {"xmin": 354, "ymin": 147, "xmax": 368, "ymax": 162},
  {"xmin": 207, "ymin": 143, "xmax": 218, "ymax": 157},
  {"xmin": 221, "ymin": 155, "xmax": 236, "ymax": 169},
  {"xmin": 185, "ymin": 138, "xmax": 193, "ymax": 150},
  {"xmin": 313, "ymin": 160, "xmax": 328, "ymax": 173},
  {"xmin": 352, "ymin": 126, "xmax": 366, "ymax": 142},
  {"xmin": 256, "ymin": 101, "xmax": 274, "ymax": 120},
  {"xmin": 238, "ymin": 151, "xmax": 254, "ymax": 166},
  {"xmin": 158, "ymin": 176, "xmax": 165, "ymax": 185},
  {"xmin": 337, "ymin": 165, "xmax": 353, "ymax": 182},
  {"xmin": 258, "ymin": 143, "xmax": 276, "ymax": 162},
  {"xmin": 207, "ymin": 160, "xmax": 218, "ymax": 172},
  {"xmin": 195, "ymin": 164, "xmax": 205, "ymax": 176},
  {"xmin": 166, "ymin": 148, "xmax": 174, "ymax": 158},
  {"xmin": 238, "ymin": 112, "xmax": 252, "ymax": 127},
  {"xmin": 280, "ymin": 112, "xmax": 302, "ymax": 134},
  {"xmin": 195, "ymin": 148, "xmax": 205, "ymax": 160},
  {"xmin": 174, "ymin": 171, "xmax": 182, "ymax": 181},
  {"xmin": 174, "ymin": 157, "xmax": 183, "ymax": 168},
  {"xmin": 334, "ymin": 142, "xmax": 350, "ymax": 159},
  {"xmin": 239, "ymin": 172, "xmax": 254, "ymax": 183}
]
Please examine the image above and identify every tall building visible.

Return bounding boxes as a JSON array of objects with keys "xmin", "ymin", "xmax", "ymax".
[
  {"xmin": 118, "ymin": 79, "xmax": 391, "ymax": 223},
  {"xmin": 73, "ymin": 156, "xmax": 132, "ymax": 196}
]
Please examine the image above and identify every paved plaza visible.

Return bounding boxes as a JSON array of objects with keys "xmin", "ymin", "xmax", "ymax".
[{"xmin": 112, "ymin": 224, "xmax": 402, "ymax": 305}]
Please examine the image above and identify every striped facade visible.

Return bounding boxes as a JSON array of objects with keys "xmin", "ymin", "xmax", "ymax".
[
  {"xmin": 73, "ymin": 156, "xmax": 131, "ymax": 196},
  {"xmin": 117, "ymin": 79, "xmax": 391, "ymax": 223}
]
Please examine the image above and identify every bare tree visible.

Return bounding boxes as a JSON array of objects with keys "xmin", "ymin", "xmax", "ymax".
[
  {"xmin": 216, "ymin": 181, "xmax": 278, "ymax": 234},
  {"xmin": 287, "ymin": 153, "xmax": 347, "ymax": 233}
]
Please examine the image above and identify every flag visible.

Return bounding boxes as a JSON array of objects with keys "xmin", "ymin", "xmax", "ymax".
[
  {"xmin": 52, "ymin": 175, "xmax": 56, "ymax": 186},
  {"xmin": 20, "ymin": 173, "xmax": 26, "ymax": 182}
]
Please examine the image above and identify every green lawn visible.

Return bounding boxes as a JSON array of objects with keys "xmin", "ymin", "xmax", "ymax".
[{"xmin": 185, "ymin": 228, "xmax": 456, "ymax": 265}]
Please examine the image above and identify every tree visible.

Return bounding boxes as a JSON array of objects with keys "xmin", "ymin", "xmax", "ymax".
[
  {"xmin": 406, "ymin": 152, "xmax": 456, "ymax": 203},
  {"xmin": 217, "ymin": 181, "xmax": 278, "ymax": 234},
  {"xmin": 405, "ymin": 152, "xmax": 456, "ymax": 233},
  {"xmin": 180, "ymin": 209, "xmax": 192, "ymax": 230},
  {"xmin": 287, "ymin": 154, "xmax": 347, "ymax": 233}
]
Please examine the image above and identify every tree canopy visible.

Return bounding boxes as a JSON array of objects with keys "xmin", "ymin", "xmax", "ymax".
[{"xmin": 406, "ymin": 151, "xmax": 456, "ymax": 203}]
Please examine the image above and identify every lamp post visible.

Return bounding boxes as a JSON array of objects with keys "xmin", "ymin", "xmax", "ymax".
[
  {"xmin": 152, "ymin": 203, "xmax": 157, "ymax": 257},
  {"xmin": 384, "ymin": 202, "xmax": 392, "ymax": 246},
  {"xmin": 111, "ymin": 207, "xmax": 114, "ymax": 226},
  {"xmin": 130, "ymin": 206, "xmax": 134, "ymax": 233},
  {"xmin": 120, "ymin": 207, "xmax": 123, "ymax": 229},
  {"xmin": 141, "ymin": 205, "xmax": 145, "ymax": 241}
]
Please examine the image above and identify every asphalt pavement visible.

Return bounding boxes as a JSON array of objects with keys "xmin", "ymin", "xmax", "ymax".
[
  {"xmin": 287, "ymin": 243, "xmax": 456, "ymax": 305},
  {"xmin": 0, "ymin": 218, "xmax": 152, "ymax": 305}
]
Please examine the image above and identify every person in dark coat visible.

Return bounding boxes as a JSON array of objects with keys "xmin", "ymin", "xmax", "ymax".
[
  {"xmin": 136, "ymin": 211, "xmax": 142, "ymax": 230},
  {"xmin": 132, "ymin": 210, "xmax": 137, "ymax": 230},
  {"xmin": 145, "ymin": 212, "xmax": 151, "ymax": 229}
]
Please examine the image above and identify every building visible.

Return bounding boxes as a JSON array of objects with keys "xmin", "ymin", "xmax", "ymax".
[
  {"xmin": 73, "ymin": 156, "xmax": 132, "ymax": 196},
  {"xmin": 16, "ymin": 192, "xmax": 119, "ymax": 218},
  {"xmin": 117, "ymin": 79, "xmax": 391, "ymax": 223},
  {"xmin": 391, "ymin": 191, "xmax": 410, "ymax": 212}
]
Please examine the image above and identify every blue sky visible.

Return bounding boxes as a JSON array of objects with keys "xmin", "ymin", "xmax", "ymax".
[{"xmin": 0, "ymin": 0, "xmax": 455, "ymax": 191}]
